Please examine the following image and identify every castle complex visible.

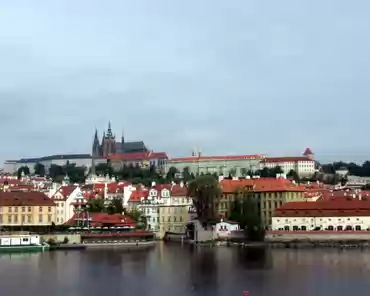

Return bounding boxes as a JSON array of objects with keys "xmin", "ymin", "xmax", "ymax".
[{"xmin": 92, "ymin": 122, "xmax": 148, "ymax": 157}]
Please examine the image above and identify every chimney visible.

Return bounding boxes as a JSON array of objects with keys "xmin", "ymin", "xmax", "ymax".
[
  {"xmin": 151, "ymin": 181, "xmax": 156, "ymax": 187},
  {"xmin": 180, "ymin": 181, "xmax": 184, "ymax": 188},
  {"xmin": 218, "ymin": 175, "xmax": 224, "ymax": 182}
]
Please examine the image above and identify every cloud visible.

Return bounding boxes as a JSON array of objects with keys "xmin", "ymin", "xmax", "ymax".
[{"xmin": 0, "ymin": 0, "xmax": 370, "ymax": 164}]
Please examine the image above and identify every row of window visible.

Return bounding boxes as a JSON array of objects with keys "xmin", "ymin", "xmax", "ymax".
[
  {"xmin": 0, "ymin": 214, "xmax": 53, "ymax": 224},
  {"xmin": 278, "ymin": 217, "xmax": 361, "ymax": 223},
  {"xmin": 280, "ymin": 225, "xmax": 363, "ymax": 231},
  {"xmin": 0, "ymin": 206, "xmax": 53, "ymax": 213}
]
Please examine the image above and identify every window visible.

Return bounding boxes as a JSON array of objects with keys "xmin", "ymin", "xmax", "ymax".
[
  {"xmin": 14, "ymin": 207, "xmax": 18, "ymax": 213},
  {"xmin": 27, "ymin": 215, "xmax": 32, "ymax": 223},
  {"xmin": 48, "ymin": 215, "xmax": 52, "ymax": 223},
  {"xmin": 39, "ymin": 214, "xmax": 43, "ymax": 223},
  {"xmin": 48, "ymin": 207, "xmax": 52, "ymax": 212},
  {"xmin": 28, "ymin": 207, "xmax": 31, "ymax": 212},
  {"xmin": 14, "ymin": 215, "xmax": 18, "ymax": 223},
  {"xmin": 167, "ymin": 217, "xmax": 171, "ymax": 222},
  {"xmin": 8, "ymin": 215, "xmax": 12, "ymax": 223},
  {"xmin": 22, "ymin": 207, "xmax": 25, "ymax": 212},
  {"xmin": 22, "ymin": 215, "xmax": 25, "ymax": 223},
  {"xmin": 179, "ymin": 216, "xmax": 183, "ymax": 222},
  {"xmin": 39, "ymin": 207, "xmax": 42, "ymax": 212},
  {"xmin": 0, "ymin": 215, "xmax": 2, "ymax": 223},
  {"xmin": 0, "ymin": 207, "xmax": 2, "ymax": 213}
]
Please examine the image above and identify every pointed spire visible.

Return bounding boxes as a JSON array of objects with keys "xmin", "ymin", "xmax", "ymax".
[
  {"xmin": 107, "ymin": 121, "xmax": 113, "ymax": 138},
  {"xmin": 121, "ymin": 128, "xmax": 125, "ymax": 143}
]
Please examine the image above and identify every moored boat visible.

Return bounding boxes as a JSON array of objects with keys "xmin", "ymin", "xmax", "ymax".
[{"xmin": 0, "ymin": 234, "xmax": 49, "ymax": 253}]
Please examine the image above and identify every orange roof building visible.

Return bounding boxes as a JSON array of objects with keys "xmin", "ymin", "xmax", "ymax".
[
  {"xmin": 272, "ymin": 200, "xmax": 370, "ymax": 231},
  {"xmin": 217, "ymin": 178, "xmax": 306, "ymax": 227}
]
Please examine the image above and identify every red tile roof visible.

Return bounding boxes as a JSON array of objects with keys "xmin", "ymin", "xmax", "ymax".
[
  {"xmin": 275, "ymin": 200, "xmax": 370, "ymax": 217},
  {"xmin": 303, "ymin": 148, "xmax": 313, "ymax": 155},
  {"xmin": 0, "ymin": 192, "xmax": 56, "ymax": 206},
  {"xmin": 107, "ymin": 152, "xmax": 168, "ymax": 161},
  {"xmin": 170, "ymin": 184, "xmax": 188, "ymax": 197},
  {"xmin": 169, "ymin": 155, "xmax": 264, "ymax": 163},
  {"xmin": 220, "ymin": 178, "xmax": 305, "ymax": 193},
  {"xmin": 262, "ymin": 157, "xmax": 313, "ymax": 163},
  {"xmin": 64, "ymin": 213, "xmax": 137, "ymax": 227},
  {"xmin": 128, "ymin": 190, "xmax": 149, "ymax": 203}
]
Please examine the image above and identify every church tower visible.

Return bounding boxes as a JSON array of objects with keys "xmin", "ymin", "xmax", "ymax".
[
  {"xmin": 92, "ymin": 128, "xmax": 100, "ymax": 157},
  {"xmin": 101, "ymin": 121, "xmax": 117, "ymax": 156}
]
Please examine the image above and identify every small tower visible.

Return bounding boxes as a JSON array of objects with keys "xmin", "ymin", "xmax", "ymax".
[
  {"xmin": 303, "ymin": 148, "xmax": 315, "ymax": 161},
  {"xmin": 62, "ymin": 174, "xmax": 70, "ymax": 186}
]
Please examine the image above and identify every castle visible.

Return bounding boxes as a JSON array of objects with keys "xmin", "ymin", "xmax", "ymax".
[{"xmin": 92, "ymin": 122, "xmax": 148, "ymax": 157}]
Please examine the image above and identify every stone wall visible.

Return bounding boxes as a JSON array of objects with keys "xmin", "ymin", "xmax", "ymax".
[{"xmin": 266, "ymin": 231, "xmax": 370, "ymax": 241}]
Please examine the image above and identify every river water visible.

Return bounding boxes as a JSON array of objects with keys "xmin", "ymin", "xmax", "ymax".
[{"xmin": 1, "ymin": 244, "xmax": 370, "ymax": 296}]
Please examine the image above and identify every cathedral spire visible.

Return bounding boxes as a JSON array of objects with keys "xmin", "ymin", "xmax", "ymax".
[{"xmin": 107, "ymin": 121, "xmax": 113, "ymax": 138}]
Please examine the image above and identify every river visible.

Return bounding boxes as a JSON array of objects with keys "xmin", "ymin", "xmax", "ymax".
[{"xmin": 1, "ymin": 243, "xmax": 370, "ymax": 295}]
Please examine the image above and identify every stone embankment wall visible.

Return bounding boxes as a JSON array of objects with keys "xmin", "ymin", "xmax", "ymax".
[
  {"xmin": 41, "ymin": 234, "xmax": 81, "ymax": 244},
  {"xmin": 266, "ymin": 231, "xmax": 370, "ymax": 241}
]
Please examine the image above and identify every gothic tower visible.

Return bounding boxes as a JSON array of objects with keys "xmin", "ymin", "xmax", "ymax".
[
  {"xmin": 101, "ymin": 121, "xmax": 116, "ymax": 156},
  {"xmin": 92, "ymin": 128, "xmax": 100, "ymax": 157}
]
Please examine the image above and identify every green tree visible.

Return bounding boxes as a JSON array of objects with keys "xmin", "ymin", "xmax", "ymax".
[
  {"xmin": 229, "ymin": 168, "xmax": 236, "ymax": 177},
  {"xmin": 17, "ymin": 166, "xmax": 30, "ymax": 179},
  {"xmin": 229, "ymin": 191, "xmax": 264, "ymax": 241},
  {"xmin": 87, "ymin": 198, "xmax": 105, "ymax": 213},
  {"xmin": 34, "ymin": 163, "xmax": 46, "ymax": 176},
  {"xmin": 188, "ymin": 174, "xmax": 220, "ymax": 225},
  {"xmin": 166, "ymin": 166, "xmax": 179, "ymax": 182},
  {"xmin": 126, "ymin": 208, "xmax": 147, "ymax": 229},
  {"xmin": 95, "ymin": 163, "xmax": 113, "ymax": 176},
  {"xmin": 287, "ymin": 169, "xmax": 300, "ymax": 182},
  {"xmin": 106, "ymin": 197, "xmax": 124, "ymax": 214}
]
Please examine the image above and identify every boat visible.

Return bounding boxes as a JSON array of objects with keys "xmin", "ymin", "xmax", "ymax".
[{"xmin": 0, "ymin": 234, "xmax": 49, "ymax": 253}]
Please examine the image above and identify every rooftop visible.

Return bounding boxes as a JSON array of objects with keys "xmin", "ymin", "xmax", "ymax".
[{"xmin": 0, "ymin": 192, "xmax": 56, "ymax": 206}]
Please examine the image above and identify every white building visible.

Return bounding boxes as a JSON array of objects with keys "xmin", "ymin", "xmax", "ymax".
[
  {"xmin": 165, "ymin": 154, "xmax": 264, "ymax": 177},
  {"xmin": 261, "ymin": 157, "xmax": 315, "ymax": 177},
  {"xmin": 213, "ymin": 220, "xmax": 240, "ymax": 239},
  {"xmin": 50, "ymin": 185, "xmax": 86, "ymax": 225},
  {"xmin": 272, "ymin": 200, "xmax": 370, "ymax": 231}
]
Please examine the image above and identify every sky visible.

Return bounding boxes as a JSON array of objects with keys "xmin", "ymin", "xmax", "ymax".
[{"xmin": 1, "ymin": 0, "xmax": 370, "ymax": 164}]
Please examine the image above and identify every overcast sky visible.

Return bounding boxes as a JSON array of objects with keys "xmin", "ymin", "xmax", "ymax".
[{"xmin": 1, "ymin": 0, "xmax": 369, "ymax": 164}]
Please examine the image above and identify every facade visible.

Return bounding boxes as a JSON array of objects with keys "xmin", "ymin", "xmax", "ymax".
[
  {"xmin": 166, "ymin": 154, "xmax": 264, "ymax": 177},
  {"xmin": 213, "ymin": 220, "xmax": 240, "ymax": 239},
  {"xmin": 261, "ymin": 157, "xmax": 315, "ymax": 177},
  {"xmin": 219, "ymin": 178, "xmax": 306, "ymax": 227},
  {"xmin": 272, "ymin": 200, "xmax": 370, "ymax": 231},
  {"xmin": 92, "ymin": 122, "xmax": 148, "ymax": 157},
  {"xmin": 3, "ymin": 154, "xmax": 93, "ymax": 175},
  {"xmin": 260, "ymin": 148, "xmax": 316, "ymax": 178},
  {"xmin": 0, "ymin": 191, "xmax": 56, "ymax": 226},
  {"xmin": 158, "ymin": 183, "xmax": 193, "ymax": 237},
  {"xmin": 107, "ymin": 152, "xmax": 168, "ymax": 172},
  {"xmin": 127, "ymin": 182, "xmax": 193, "ymax": 237},
  {"xmin": 50, "ymin": 185, "xmax": 85, "ymax": 225}
]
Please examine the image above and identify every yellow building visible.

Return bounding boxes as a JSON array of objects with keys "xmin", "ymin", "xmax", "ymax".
[
  {"xmin": 218, "ymin": 178, "xmax": 306, "ymax": 227},
  {"xmin": 158, "ymin": 184, "xmax": 193, "ymax": 238},
  {"xmin": 0, "ymin": 191, "xmax": 56, "ymax": 227}
]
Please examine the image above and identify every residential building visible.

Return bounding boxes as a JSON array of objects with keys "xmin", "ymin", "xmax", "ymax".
[
  {"xmin": 272, "ymin": 200, "xmax": 370, "ymax": 231},
  {"xmin": 50, "ymin": 185, "xmax": 85, "ymax": 225},
  {"xmin": 213, "ymin": 220, "xmax": 241, "ymax": 240},
  {"xmin": 218, "ymin": 178, "xmax": 306, "ymax": 227},
  {"xmin": 0, "ymin": 191, "xmax": 56, "ymax": 226},
  {"xmin": 158, "ymin": 183, "xmax": 192, "ymax": 237},
  {"xmin": 166, "ymin": 154, "xmax": 264, "ymax": 177}
]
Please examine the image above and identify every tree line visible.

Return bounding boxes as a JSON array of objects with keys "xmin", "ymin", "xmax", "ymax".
[{"xmin": 320, "ymin": 161, "xmax": 370, "ymax": 177}]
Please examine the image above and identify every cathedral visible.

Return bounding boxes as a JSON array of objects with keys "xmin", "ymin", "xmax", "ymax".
[{"xmin": 92, "ymin": 122, "xmax": 148, "ymax": 157}]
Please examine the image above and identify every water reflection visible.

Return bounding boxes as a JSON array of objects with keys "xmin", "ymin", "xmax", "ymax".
[
  {"xmin": 189, "ymin": 247, "xmax": 218, "ymax": 296},
  {"xmin": 235, "ymin": 247, "xmax": 271, "ymax": 270},
  {"xmin": 2, "ymin": 245, "xmax": 370, "ymax": 296}
]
